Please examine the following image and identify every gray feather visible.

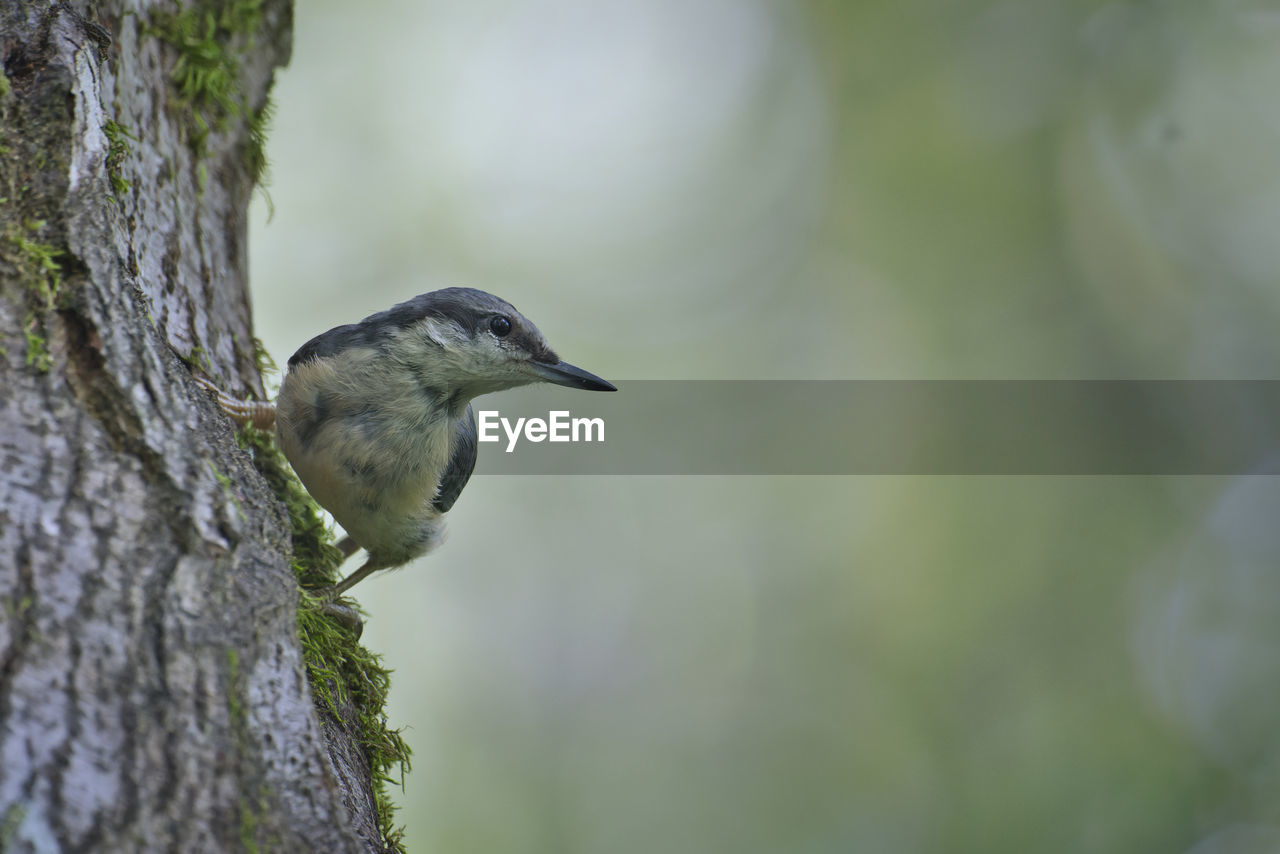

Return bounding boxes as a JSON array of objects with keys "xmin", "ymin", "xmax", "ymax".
[
  {"xmin": 288, "ymin": 288, "xmax": 557, "ymax": 367},
  {"xmin": 431, "ymin": 404, "xmax": 478, "ymax": 514}
]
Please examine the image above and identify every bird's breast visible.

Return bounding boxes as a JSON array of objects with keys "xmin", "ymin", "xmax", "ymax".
[{"xmin": 276, "ymin": 361, "xmax": 456, "ymax": 558}]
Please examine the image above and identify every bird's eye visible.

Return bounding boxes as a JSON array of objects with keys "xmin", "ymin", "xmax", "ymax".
[{"xmin": 490, "ymin": 316, "xmax": 512, "ymax": 337}]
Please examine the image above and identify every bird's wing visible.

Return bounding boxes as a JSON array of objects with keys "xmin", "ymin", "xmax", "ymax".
[{"xmin": 432, "ymin": 404, "xmax": 478, "ymax": 514}]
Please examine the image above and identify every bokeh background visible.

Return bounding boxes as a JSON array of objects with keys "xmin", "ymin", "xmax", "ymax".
[{"xmin": 248, "ymin": 1, "xmax": 1280, "ymax": 851}]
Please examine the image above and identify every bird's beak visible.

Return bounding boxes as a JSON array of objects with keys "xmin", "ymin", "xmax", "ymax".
[{"xmin": 531, "ymin": 359, "xmax": 617, "ymax": 392}]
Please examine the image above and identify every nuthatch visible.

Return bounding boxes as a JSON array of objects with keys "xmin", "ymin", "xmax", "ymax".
[{"xmin": 202, "ymin": 287, "xmax": 615, "ymax": 600}]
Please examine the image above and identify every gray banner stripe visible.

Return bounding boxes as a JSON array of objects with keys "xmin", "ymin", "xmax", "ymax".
[{"xmin": 468, "ymin": 381, "xmax": 1280, "ymax": 475}]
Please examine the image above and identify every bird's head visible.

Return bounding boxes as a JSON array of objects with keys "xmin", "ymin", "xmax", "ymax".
[{"xmin": 355, "ymin": 287, "xmax": 616, "ymax": 402}]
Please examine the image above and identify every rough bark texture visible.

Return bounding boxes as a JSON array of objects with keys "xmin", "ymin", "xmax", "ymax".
[{"xmin": 0, "ymin": 2, "xmax": 387, "ymax": 851}]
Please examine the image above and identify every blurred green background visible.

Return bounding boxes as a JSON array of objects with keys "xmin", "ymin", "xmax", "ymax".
[{"xmin": 248, "ymin": 1, "xmax": 1280, "ymax": 851}]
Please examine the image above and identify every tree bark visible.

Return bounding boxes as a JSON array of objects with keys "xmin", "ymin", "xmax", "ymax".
[{"xmin": 0, "ymin": 2, "xmax": 397, "ymax": 851}]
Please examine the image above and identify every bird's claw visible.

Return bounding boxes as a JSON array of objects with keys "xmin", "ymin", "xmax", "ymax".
[{"xmin": 316, "ymin": 597, "xmax": 364, "ymax": 638}]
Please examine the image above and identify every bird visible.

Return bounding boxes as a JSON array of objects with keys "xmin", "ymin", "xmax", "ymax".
[{"xmin": 198, "ymin": 287, "xmax": 616, "ymax": 601}]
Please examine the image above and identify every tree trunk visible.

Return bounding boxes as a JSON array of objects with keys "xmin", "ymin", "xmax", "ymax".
[{"xmin": 0, "ymin": 2, "xmax": 404, "ymax": 851}]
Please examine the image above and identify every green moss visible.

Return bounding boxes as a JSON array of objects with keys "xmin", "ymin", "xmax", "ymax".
[
  {"xmin": 7, "ymin": 220, "xmax": 63, "ymax": 309},
  {"xmin": 144, "ymin": 0, "xmax": 271, "ymax": 183},
  {"xmin": 103, "ymin": 120, "xmax": 135, "ymax": 197},
  {"xmin": 204, "ymin": 0, "xmax": 265, "ymax": 38},
  {"xmin": 184, "ymin": 345, "xmax": 213, "ymax": 373},
  {"xmin": 226, "ymin": 647, "xmax": 245, "ymax": 724},
  {"xmin": 148, "ymin": 7, "xmax": 242, "ymax": 148},
  {"xmin": 225, "ymin": 647, "xmax": 277, "ymax": 854},
  {"xmin": 0, "ymin": 804, "xmax": 25, "ymax": 850},
  {"xmin": 234, "ymin": 424, "xmax": 411, "ymax": 852},
  {"xmin": 240, "ymin": 809, "xmax": 261, "ymax": 854},
  {"xmin": 23, "ymin": 320, "xmax": 50, "ymax": 372},
  {"xmin": 3, "ymin": 219, "xmax": 64, "ymax": 373},
  {"xmin": 252, "ymin": 336, "xmax": 277, "ymax": 379},
  {"xmin": 0, "ymin": 69, "xmax": 10, "ymax": 98},
  {"xmin": 209, "ymin": 460, "xmax": 246, "ymax": 519},
  {"xmin": 2, "ymin": 594, "xmax": 33, "ymax": 620},
  {"xmin": 245, "ymin": 96, "xmax": 274, "ymax": 189},
  {"xmin": 210, "ymin": 462, "xmax": 233, "ymax": 488}
]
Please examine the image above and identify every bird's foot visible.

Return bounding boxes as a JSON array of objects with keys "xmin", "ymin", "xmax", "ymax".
[
  {"xmin": 296, "ymin": 553, "xmax": 380, "ymax": 637},
  {"xmin": 307, "ymin": 562, "xmax": 379, "ymax": 638},
  {"xmin": 316, "ymin": 598, "xmax": 364, "ymax": 638},
  {"xmin": 193, "ymin": 375, "xmax": 277, "ymax": 430}
]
